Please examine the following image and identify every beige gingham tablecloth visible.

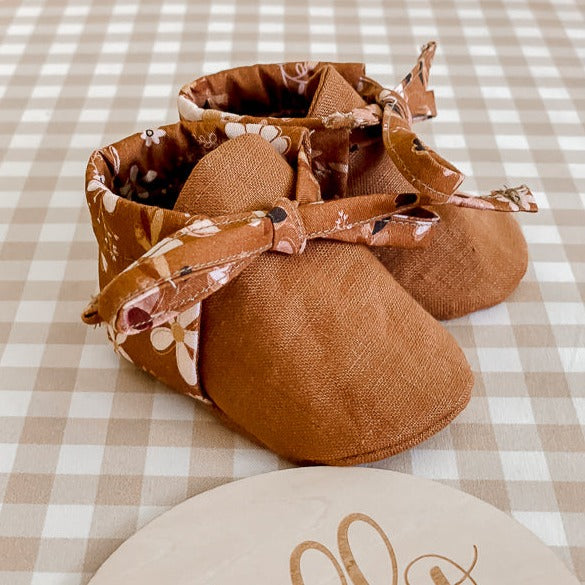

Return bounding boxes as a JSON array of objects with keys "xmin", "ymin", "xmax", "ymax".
[{"xmin": 0, "ymin": 0, "xmax": 584, "ymax": 583}]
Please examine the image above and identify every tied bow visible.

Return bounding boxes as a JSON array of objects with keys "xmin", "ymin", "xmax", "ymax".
[
  {"xmin": 355, "ymin": 42, "xmax": 538, "ymax": 213},
  {"xmin": 82, "ymin": 192, "xmax": 432, "ymax": 335}
]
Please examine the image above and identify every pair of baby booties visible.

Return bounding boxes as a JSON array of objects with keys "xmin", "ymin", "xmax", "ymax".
[{"xmin": 82, "ymin": 43, "xmax": 537, "ymax": 465}]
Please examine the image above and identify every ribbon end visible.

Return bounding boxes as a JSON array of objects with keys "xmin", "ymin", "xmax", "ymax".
[
  {"xmin": 447, "ymin": 184, "xmax": 538, "ymax": 213},
  {"xmin": 490, "ymin": 184, "xmax": 539, "ymax": 212},
  {"xmin": 81, "ymin": 295, "xmax": 103, "ymax": 325},
  {"xmin": 418, "ymin": 41, "xmax": 437, "ymax": 67},
  {"xmin": 395, "ymin": 41, "xmax": 439, "ymax": 121}
]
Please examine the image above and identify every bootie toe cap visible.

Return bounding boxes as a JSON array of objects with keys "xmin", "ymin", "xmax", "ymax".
[
  {"xmin": 200, "ymin": 245, "xmax": 473, "ymax": 465},
  {"xmin": 375, "ymin": 205, "xmax": 528, "ymax": 321}
]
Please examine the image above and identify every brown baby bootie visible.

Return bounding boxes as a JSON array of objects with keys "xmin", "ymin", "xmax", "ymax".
[
  {"xmin": 177, "ymin": 42, "xmax": 537, "ymax": 320},
  {"xmin": 82, "ymin": 120, "xmax": 473, "ymax": 465}
]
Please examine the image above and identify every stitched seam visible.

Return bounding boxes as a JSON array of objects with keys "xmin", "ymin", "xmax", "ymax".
[
  {"xmin": 208, "ymin": 213, "xmax": 260, "ymax": 227},
  {"xmin": 134, "ymin": 214, "xmax": 260, "ymax": 258},
  {"xmin": 288, "ymin": 202, "xmax": 307, "ymax": 249},
  {"xmin": 383, "ymin": 110, "xmax": 464, "ymax": 200},
  {"xmin": 296, "ymin": 208, "xmax": 307, "ymax": 246},
  {"xmin": 388, "ymin": 218, "xmax": 437, "ymax": 227},
  {"xmin": 322, "ymin": 382, "xmax": 470, "ymax": 465},
  {"xmin": 306, "ymin": 211, "xmax": 426, "ymax": 238},
  {"xmin": 179, "ymin": 213, "xmax": 259, "ymax": 236},
  {"xmin": 99, "ymin": 215, "xmax": 263, "ymax": 265},
  {"xmin": 112, "ymin": 244, "xmax": 271, "ymax": 320},
  {"xmin": 134, "ymin": 280, "xmax": 219, "ymax": 328},
  {"xmin": 125, "ymin": 227, "xmax": 265, "ymax": 283},
  {"xmin": 167, "ymin": 245, "xmax": 270, "ymax": 275},
  {"xmin": 384, "ymin": 126, "xmax": 455, "ymax": 199},
  {"xmin": 126, "ymin": 256, "xmax": 255, "ymax": 329}
]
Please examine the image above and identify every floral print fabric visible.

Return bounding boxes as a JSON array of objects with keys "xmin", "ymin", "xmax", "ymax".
[
  {"xmin": 82, "ymin": 43, "xmax": 537, "ymax": 405},
  {"xmin": 150, "ymin": 303, "xmax": 201, "ymax": 387}
]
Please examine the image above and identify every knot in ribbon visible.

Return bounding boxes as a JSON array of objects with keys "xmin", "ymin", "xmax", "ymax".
[{"xmin": 82, "ymin": 191, "xmax": 430, "ymax": 336}]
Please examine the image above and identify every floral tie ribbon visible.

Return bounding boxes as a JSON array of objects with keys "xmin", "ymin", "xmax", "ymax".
[
  {"xmin": 83, "ymin": 191, "xmax": 433, "ymax": 335},
  {"xmin": 355, "ymin": 42, "xmax": 538, "ymax": 213}
]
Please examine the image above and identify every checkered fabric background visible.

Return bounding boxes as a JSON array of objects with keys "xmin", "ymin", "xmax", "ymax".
[{"xmin": 0, "ymin": 0, "xmax": 584, "ymax": 583}]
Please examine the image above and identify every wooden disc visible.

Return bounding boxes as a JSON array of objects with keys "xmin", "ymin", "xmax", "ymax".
[{"xmin": 89, "ymin": 467, "xmax": 578, "ymax": 584}]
